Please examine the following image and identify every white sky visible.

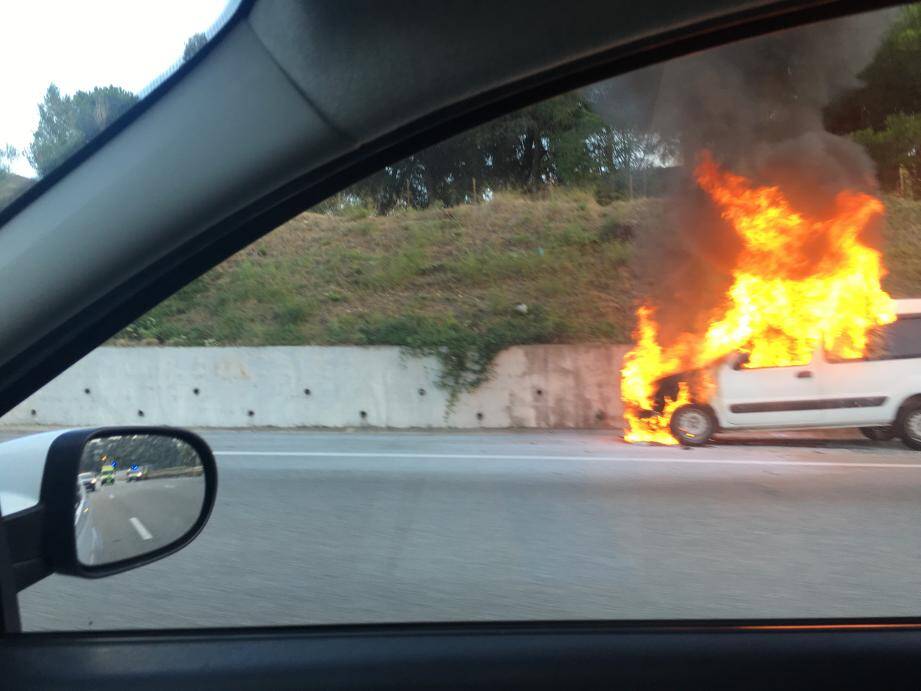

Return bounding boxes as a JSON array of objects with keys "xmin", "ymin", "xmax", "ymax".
[{"xmin": 1, "ymin": 0, "xmax": 232, "ymax": 176}]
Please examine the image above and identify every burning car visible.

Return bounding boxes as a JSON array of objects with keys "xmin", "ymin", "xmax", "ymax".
[
  {"xmin": 654, "ymin": 299, "xmax": 921, "ymax": 447},
  {"xmin": 621, "ymin": 151, "xmax": 905, "ymax": 448}
]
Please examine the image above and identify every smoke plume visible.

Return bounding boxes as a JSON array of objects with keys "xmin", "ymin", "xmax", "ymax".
[{"xmin": 590, "ymin": 10, "xmax": 897, "ymax": 347}]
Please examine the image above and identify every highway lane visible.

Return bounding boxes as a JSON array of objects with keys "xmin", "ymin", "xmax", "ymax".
[
  {"xmin": 78, "ymin": 477, "xmax": 205, "ymax": 565},
  {"xmin": 16, "ymin": 429, "xmax": 921, "ymax": 630}
]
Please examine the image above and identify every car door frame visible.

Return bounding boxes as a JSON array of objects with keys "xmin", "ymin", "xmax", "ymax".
[
  {"xmin": 715, "ymin": 347, "xmax": 828, "ymax": 429},
  {"xmin": 5, "ymin": 0, "xmax": 921, "ymax": 688}
]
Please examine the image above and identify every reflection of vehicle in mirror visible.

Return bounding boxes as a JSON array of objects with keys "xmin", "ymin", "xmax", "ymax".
[
  {"xmin": 659, "ymin": 299, "xmax": 921, "ymax": 448},
  {"xmin": 77, "ymin": 471, "xmax": 98, "ymax": 492},
  {"xmin": 125, "ymin": 465, "xmax": 146, "ymax": 482},
  {"xmin": 74, "ymin": 431, "xmax": 212, "ymax": 567},
  {"xmin": 98, "ymin": 466, "xmax": 116, "ymax": 486}
]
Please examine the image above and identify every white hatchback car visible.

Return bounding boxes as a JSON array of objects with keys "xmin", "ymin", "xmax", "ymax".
[{"xmin": 668, "ymin": 298, "xmax": 921, "ymax": 448}]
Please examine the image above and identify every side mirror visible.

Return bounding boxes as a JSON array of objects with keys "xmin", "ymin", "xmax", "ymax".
[
  {"xmin": 3, "ymin": 427, "xmax": 216, "ymax": 588},
  {"xmin": 732, "ymin": 352, "xmax": 751, "ymax": 370}
]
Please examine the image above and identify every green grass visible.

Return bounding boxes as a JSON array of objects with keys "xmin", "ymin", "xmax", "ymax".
[
  {"xmin": 113, "ymin": 190, "xmax": 654, "ymax": 350},
  {"xmin": 881, "ymin": 196, "xmax": 921, "ymax": 299},
  {"xmin": 112, "ymin": 189, "xmax": 921, "ymax": 357},
  {"xmin": 110, "ymin": 189, "xmax": 660, "ymax": 400}
]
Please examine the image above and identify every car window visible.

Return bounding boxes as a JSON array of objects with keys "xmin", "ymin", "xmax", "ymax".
[
  {"xmin": 14, "ymin": 3, "xmax": 921, "ymax": 630},
  {"xmin": 0, "ymin": 0, "xmax": 238, "ymax": 213},
  {"xmin": 828, "ymin": 315, "xmax": 921, "ymax": 362},
  {"xmin": 877, "ymin": 315, "xmax": 921, "ymax": 359}
]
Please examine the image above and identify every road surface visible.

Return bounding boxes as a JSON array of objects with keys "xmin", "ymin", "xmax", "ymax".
[
  {"xmin": 77, "ymin": 476, "xmax": 204, "ymax": 566},
  {"xmin": 15, "ymin": 429, "xmax": 921, "ymax": 630}
]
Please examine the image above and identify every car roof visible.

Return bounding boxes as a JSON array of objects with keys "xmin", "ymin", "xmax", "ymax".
[{"xmin": 895, "ymin": 299, "xmax": 921, "ymax": 315}]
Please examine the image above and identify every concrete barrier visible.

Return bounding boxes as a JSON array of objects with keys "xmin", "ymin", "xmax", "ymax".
[{"xmin": 0, "ymin": 345, "xmax": 630, "ymax": 429}]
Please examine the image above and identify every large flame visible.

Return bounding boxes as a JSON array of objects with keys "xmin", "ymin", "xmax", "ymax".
[{"xmin": 622, "ymin": 151, "xmax": 896, "ymax": 444}]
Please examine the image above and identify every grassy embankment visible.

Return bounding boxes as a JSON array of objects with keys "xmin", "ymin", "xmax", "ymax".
[
  {"xmin": 114, "ymin": 190, "xmax": 921, "ymax": 394},
  {"xmin": 0, "ymin": 173, "xmax": 31, "ymax": 208}
]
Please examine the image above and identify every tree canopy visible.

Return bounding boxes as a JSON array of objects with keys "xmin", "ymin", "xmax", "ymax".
[
  {"xmin": 827, "ymin": 5, "xmax": 921, "ymax": 134},
  {"xmin": 347, "ymin": 92, "xmax": 673, "ymax": 213},
  {"xmin": 183, "ymin": 33, "xmax": 208, "ymax": 62},
  {"xmin": 27, "ymin": 84, "xmax": 138, "ymax": 177},
  {"xmin": 0, "ymin": 145, "xmax": 16, "ymax": 179},
  {"xmin": 824, "ymin": 6, "xmax": 921, "ymax": 189}
]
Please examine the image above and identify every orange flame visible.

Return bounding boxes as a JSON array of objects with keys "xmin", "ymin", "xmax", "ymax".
[{"xmin": 621, "ymin": 150, "xmax": 895, "ymax": 443}]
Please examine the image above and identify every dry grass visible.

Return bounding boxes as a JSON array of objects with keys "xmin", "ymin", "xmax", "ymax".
[
  {"xmin": 881, "ymin": 195, "xmax": 921, "ymax": 299},
  {"xmin": 0, "ymin": 173, "xmax": 31, "ymax": 208},
  {"xmin": 116, "ymin": 190, "xmax": 658, "ymax": 347},
  {"xmin": 114, "ymin": 190, "xmax": 921, "ymax": 349}
]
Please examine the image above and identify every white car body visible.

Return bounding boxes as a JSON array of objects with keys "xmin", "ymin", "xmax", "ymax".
[{"xmin": 708, "ymin": 299, "xmax": 921, "ymax": 431}]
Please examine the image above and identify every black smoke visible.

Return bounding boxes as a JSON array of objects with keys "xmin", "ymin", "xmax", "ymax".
[{"xmin": 589, "ymin": 10, "xmax": 897, "ymax": 346}]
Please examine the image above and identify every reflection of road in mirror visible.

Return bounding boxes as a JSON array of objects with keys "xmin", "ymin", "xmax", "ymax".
[{"xmin": 76, "ymin": 435, "xmax": 205, "ymax": 567}]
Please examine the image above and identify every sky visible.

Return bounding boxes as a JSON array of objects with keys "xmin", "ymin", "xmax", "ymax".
[{"xmin": 0, "ymin": 0, "xmax": 233, "ymax": 176}]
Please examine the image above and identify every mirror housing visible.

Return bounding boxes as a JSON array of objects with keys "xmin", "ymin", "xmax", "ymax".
[{"xmin": 3, "ymin": 427, "xmax": 216, "ymax": 588}]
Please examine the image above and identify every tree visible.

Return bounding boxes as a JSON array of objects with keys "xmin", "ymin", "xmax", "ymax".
[
  {"xmin": 586, "ymin": 125, "xmax": 675, "ymax": 199},
  {"xmin": 826, "ymin": 5, "xmax": 921, "ymax": 133},
  {"xmin": 0, "ymin": 145, "xmax": 16, "ymax": 179},
  {"xmin": 183, "ymin": 33, "xmax": 208, "ymax": 62},
  {"xmin": 350, "ymin": 93, "xmax": 609, "ymax": 212},
  {"xmin": 851, "ymin": 113, "xmax": 921, "ymax": 191},
  {"xmin": 27, "ymin": 84, "xmax": 138, "ymax": 176},
  {"xmin": 469, "ymin": 94, "xmax": 606, "ymax": 192}
]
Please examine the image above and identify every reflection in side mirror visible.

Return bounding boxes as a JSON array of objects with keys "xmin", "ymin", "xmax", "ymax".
[
  {"xmin": 29, "ymin": 427, "xmax": 218, "ymax": 580},
  {"xmin": 76, "ymin": 434, "xmax": 207, "ymax": 568}
]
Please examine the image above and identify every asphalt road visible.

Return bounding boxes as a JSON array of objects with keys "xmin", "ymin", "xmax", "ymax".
[
  {"xmin": 77, "ymin": 476, "xmax": 204, "ymax": 566},
  {"xmin": 16, "ymin": 429, "xmax": 921, "ymax": 631}
]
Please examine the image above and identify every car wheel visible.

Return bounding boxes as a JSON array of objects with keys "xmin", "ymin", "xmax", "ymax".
[
  {"xmin": 859, "ymin": 426, "xmax": 896, "ymax": 442},
  {"xmin": 898, "ymin": 405, "xmax": 921, "ymax": 450},
  {"xmin": 669, "ymin": 404, "xmax": 715, "ymax": 446}
]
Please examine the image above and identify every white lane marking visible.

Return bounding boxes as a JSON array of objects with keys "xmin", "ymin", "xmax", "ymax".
[
  {"xmin": 213, "ymin": 450, "xmax": 921, "ymax": 470},
  {"xmin": 129, "ymin": 517, "xmax": 153, "ymax": 541}
]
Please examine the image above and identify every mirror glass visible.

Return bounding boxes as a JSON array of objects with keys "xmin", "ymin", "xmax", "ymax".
[{"xmin": 75, "ymin": 433, "xmax": 206, "ymax": 567}]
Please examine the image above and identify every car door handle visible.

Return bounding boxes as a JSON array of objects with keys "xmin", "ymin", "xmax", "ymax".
[{"xmin": 796, "ymin": 370, "xmax": 813, "ymax": 379}]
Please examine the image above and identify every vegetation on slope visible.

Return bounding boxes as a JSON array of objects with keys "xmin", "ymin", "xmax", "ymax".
[
  {"xmin": 114, "ymin": 189, "xmax": 921, "ymax": 400},
  {"xmin": 113, "ymin": 191, "xmax": 658, "ymax": 397}
]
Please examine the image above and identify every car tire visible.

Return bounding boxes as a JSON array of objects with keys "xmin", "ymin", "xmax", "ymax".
[
  {"xmin": 669, "ymin": 404, "xmax": 715, "ymax": 446},
  {"xmin": 859, "ymin": 426, "xmax": 896, "ymax": 442},
  {"xmin": 898, "ymin": 404, "xmax": 921, "ymax": 450}
]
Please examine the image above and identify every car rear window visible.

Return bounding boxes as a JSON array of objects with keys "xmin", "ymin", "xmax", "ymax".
[
  {"xmin": 869, "ymin": 315, "xmax": 921, "ymax": 360},
  {"xmin": 827, "ymin": 315, "xmax": 921, "ymax": 362}
]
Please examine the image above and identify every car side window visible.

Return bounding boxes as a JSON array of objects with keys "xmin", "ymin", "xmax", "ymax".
[
  {"xmin": 13, "ymin": 2, "xmax": 921, "ymax": 633},
  {"xmin": 880, "ymin": 315, "xmax": 921, "ymax": 359},
  {"xmin": 827, "ymin": 315, "xmax": 921, "ymax": 362}
]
